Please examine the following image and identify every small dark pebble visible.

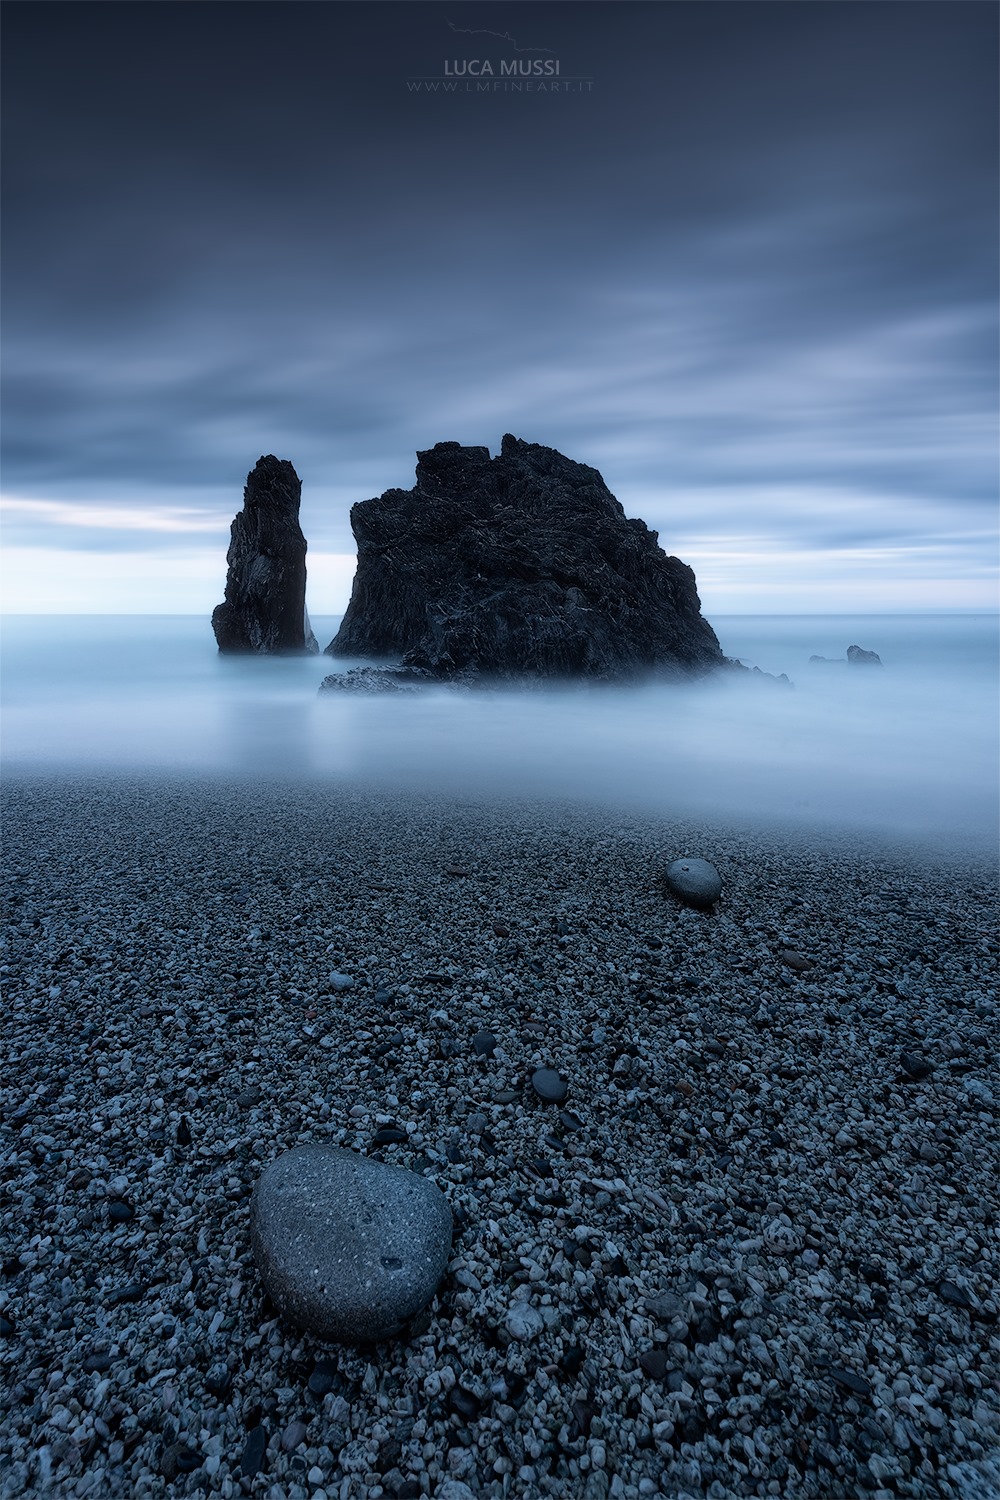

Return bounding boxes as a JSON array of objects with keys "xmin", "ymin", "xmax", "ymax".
[
  {"xmin": 160, "ymin": 1441, "xmax": 201, "ymax": 1480},
  {"xmin": 448, "ymin": 1387, "xmax": 482, "ymax": 1421},
  {"xmin": 374, "ymin": 988, "xmax": 395, "ymax": 1005},
  {"xmin": 559, "ymin": 1344, "xmax": 584, "ymax": 1378},
  {"xmin": 236, "ymin": 1085, "xmax": 262, "ymax": 1108},
  {"xmin": 107, "ymin": 1200, "xmax": 134, "ymax": 1224},
  {"xmin": 829, "ymin": 1367, "xmax": 872, "ymax": 1398},
  {"xmin": 494, "ymin": 1089, "xmax": 520, "ymax": 1104},
  {"xmin": 307, "ymin": 1361, "xmax": 337, "ymax": 1398},
  {"xmin": 205, "ymin": 1362, "xmax": 233, "ymax": 1398},
  {"xmin": 372, "ymin": 1127, "xmax": 408, "ymax": 1146},
  {"xmin": 492, "ymin": 924, "xmax": 510, "ymax": 938},
  {"xmin": 0, "ymin": 1314, "xmax": 15, "ymax": 1337},
  {"xmin": 781, "ymin": 950, "xmax": 813, "ymax": 972},
  {"xmin": 379, "ymin": 1441, "xmax": 403, "ymax": 1473},
  {"xmin": 640, "ymin": 1350, "xmax": 668, "ymax": 1379},
  {"xmin": 107, "ymin": 1282, "xmax": 147, "ymax": 1306},
  {"xmin": 901, "ymin": 1052, "xmax": 935, "ymax": 1081},
  {"xmin": 645, "ymin": 1292, "xmax": 685, "ymax": 1321},
  {"xmin": 241, "ymin": 1424, "xmax": 267, "ymax": 1477},
  {"xmin": 531, "ymin": 1068, "xmax": 568, "ymax": 1104},
  {"xmin": 83, "ymin": 1353, "xmax": 111, "ymax": 1373},
  {"xmin": 559, "ymin": 1110, "xmax": 584, "ymax": 1132},
  {"xmin": 176, "ymin": 1117, "xmax": 192, "ymax": 1146},
  {"xmin": 938, "ymin": 1279, "xmax": 975, "ymax": 1309},
  {"xmin": 473, "ymin": 1030, "xmax": 497, "ymax": 1057}
]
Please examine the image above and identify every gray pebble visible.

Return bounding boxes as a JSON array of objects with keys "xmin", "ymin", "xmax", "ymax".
[
  {"xmin": 531, "ymin": 1067, "xmax": 567, "ymax": 1103},
  {"xmin": 505, "ymin": 1301, "xmax": 545, "ymax": 1342},
  {"xmin": 664, "ymin": 856, "xmax": 722, "ymax": 909},
  {"xmin": 250, "ymin": 1145, "xmax": 452, "ymax": 1342}
]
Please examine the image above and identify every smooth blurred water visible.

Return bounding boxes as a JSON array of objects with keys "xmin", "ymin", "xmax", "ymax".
[{"xmin": 2, "ymin": 613, "xmax": 997, "ymax": 847}]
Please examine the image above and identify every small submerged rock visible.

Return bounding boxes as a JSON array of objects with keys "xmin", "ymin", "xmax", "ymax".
[
  {"xmin": 250, "ymin": 1145, "xmax": 452, "ymax": 1342},
  {"xmin": 664, "ymin": 857, "xmax": 722, "ymax": 910},
  {"xmin": 847, "ymin": 644, "xmax": 882, "ymax": 666},
  {"xmin": 318, "ymin": 667, "xmax": 435, "ymax": 694}
]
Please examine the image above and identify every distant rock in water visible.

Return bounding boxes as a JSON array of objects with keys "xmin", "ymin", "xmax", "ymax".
[
  {"xmin": 325, "ymin": 435, "xmax": 725, "ymax": 680},
  {"xmin": 809, "ymin": 645, "xmax": 883, "ymax": 668},
  {"xmin": 212, "ymin": 456, "xmax": 318, "ymax": 654}
]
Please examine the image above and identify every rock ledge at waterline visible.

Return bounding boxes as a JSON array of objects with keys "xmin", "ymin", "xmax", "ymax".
[
  {"xmin": 325, "ymin": 435, "xmax": 726, "ymax": 681},
  {"xmin": 212, "ymin": 455, "xmax": 318, "ymax": 655}
]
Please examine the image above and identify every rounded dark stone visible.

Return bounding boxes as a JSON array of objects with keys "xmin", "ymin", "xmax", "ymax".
[
  {"xmin": 473, "ymin": 1030, "xmax": 497, "ymax": 1057},
  {"xmin": 448, "ymin": 1386, "xmax": 482, "ymax": 1421},
  {"xmin": 307, "ymin": 1359, "xmax": 337, "ymax": 1397},
  {"xmin": 250, "ymin": 1145, "xmax": 452, "ymax": 1343},
  {"xmin": 640, "ymin": 1350, "xmax": 668, "ymax": 1379},
  {"xmin": 664, "ymin": 857, "xmax": 722, "ymax": 910},
  {"xmin": 83, "ymin": 1353, "xmax": 111, "ymax": 1373},
  {"xmin": 107, "ymin": 1201, "xmax": 134, "ymax": 1224},
  {"xmin": 241, "ymin": 1424, "xmax": 267, "ymax": 1477},
  {"xmin": 205, "ymin": 1362, "xmax": 233, "ymax": 1398},
  {"xmin": 531, "ymin": 1068, "xmax": 568, "ymax": 1103}
]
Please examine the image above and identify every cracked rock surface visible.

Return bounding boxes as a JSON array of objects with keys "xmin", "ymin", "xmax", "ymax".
[{"xmin": 326, "ymin": 436, "xmax": 724, "ymax": 681}]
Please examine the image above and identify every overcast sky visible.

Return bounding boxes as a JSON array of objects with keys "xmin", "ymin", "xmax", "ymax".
[{"xmin": 2, "ymin": 1, "xmax": 996, "ymax": 612}]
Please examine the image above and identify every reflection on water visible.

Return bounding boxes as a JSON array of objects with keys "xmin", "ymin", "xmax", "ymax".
[{"xmin": 1, "ymin": 613, "xmax": 997, "ymax": 847}]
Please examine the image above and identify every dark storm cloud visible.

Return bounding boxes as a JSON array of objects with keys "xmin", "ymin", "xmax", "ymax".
[{"xmin": 2, "ymin": 1, "xmax": 996, "ymax": 585}]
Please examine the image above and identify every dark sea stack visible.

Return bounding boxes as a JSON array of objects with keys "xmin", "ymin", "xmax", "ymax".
[
  {"xmin": 325, "ymin": 435, "xmax": 724, "ymax": 679},
  {"xmin": 847, "ymin": 644, "xmax": 883, "ymax": 666},
  {"xmin": 212, "ymin": 456, "xmax": 318, "ymax": 654}
]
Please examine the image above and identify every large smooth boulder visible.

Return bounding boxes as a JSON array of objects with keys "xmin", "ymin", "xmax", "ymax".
[
  {"xmin": 250, "ymin": 1145, "xmax": 452, "ymax": 1342},
  {"xmin": 664, "ymin": 857, "xmax": 723, "ymax": 910},
  {"xmin": 212, "ymin": 456, "xmax": 318, "ymax": 654},
  {"xmin": 325, "ymin": 435, "xmax": 724, "ymax": 680}
]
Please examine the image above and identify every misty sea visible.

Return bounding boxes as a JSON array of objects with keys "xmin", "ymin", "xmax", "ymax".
[{"xmin": 2, "ymin": 612, "xmax": 997, "ymax": 850}]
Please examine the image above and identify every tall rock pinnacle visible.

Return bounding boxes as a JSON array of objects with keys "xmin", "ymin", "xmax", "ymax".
[{"xmin": 212, "ymin": 456, "xmax": 318, "ymax": 654}]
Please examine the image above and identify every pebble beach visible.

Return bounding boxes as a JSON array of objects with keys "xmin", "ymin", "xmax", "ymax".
[{"xmin": 2, "ymin": 771, "xmax": 998, "ymax": 1500}]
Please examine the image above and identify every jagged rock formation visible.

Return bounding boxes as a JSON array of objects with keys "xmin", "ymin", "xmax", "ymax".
[
  {"xmin": 212, "ymin": 456, "xmax": 318, "ymax": 654},
  {"xmin": 809, "ymin": 645, "xmax": 883, "ymax": 668},
  {"xmin": 325, "ymin": 435, "xmax": 724, "ymax": 679}
]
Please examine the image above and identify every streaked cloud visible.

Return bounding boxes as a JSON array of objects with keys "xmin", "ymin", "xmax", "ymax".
[{"xmin": 1, "ymin": 2, "xmax": 995, "ymax": 610}]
